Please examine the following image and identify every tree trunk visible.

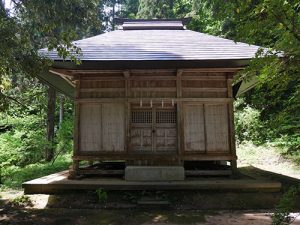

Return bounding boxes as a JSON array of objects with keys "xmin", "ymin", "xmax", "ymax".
[
  {"xmin": 46, "ymin": 86, "xmax": 56, "ymax": 162},
  {"xmin": 112, "ymin": 0, "xmax": 116, "ymax": 30},
  {"xmin": 59, "ymin": 95, "xmax": 64, "ymax": 127}
]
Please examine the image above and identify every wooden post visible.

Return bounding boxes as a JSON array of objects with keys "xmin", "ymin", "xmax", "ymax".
[
  {"xmin": 69, "ymin": 79, "xmax": 81, "ymax": 179},
  {"xmin": 227, "ymin": 73, "xmax": 238, "ymax": 176},
  {"xmin": 124, "ymin": 70, "xmax": 130, "ymax": 157},
  {"xmin": 176, "ymin": 69, "xmax": 183, "ymax": 165}
]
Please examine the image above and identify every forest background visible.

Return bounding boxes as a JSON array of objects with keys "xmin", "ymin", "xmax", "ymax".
[{"xmin": 0, "ymin": 0, "xmax": 299, "ymax": 188}]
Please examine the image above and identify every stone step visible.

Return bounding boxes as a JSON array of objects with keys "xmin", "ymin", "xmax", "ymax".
[{"xmin": 125, "ymin": 166, "xmax": 185, "ymax": 181}]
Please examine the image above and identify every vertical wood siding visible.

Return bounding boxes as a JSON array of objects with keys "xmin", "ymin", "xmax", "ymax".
[
  {"xmin": 183, "ymin": 104, "xmax": 205, "ymax": 152},
  {"xmin": 80, "ymin": 103, "xmax": 125, "ymax": 152},
  {"xmin": 75, "ymin": 69, "xmax": 235, "ymax": 160}
]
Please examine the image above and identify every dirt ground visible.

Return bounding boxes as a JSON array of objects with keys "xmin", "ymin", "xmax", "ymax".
[
  {"xmin": 1, "ymin": 184, "xmax": 299, "ymax": 225},
  {"xmin": 1, "ymin": 205, "xmax": 300, "ymax": 225}
]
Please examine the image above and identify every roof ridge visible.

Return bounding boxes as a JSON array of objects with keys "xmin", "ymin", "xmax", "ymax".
[{"xmin": 115, "ymin": 18, "xmax": 191, "ymax": 25}]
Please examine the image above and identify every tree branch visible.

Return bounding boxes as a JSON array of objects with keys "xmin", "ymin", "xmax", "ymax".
[
  {"xmin": 272, "ymin": 8, "xmax": 300, "ymax": 43},
  {"xmin": 0, "ymin": 92, "xmax": 31, "ymax": 110}
]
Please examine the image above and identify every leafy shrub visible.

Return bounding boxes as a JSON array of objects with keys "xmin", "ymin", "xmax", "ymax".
[
  {"xmin": 95, "ymin": 188, "xmax": 108, "ymax": 203},
  {"xmin": 0, "ymin": 113, "xmax": 73, "ymax": 188},
  {"xmin": 273, "ymin": 134, "xmax": 300, "ymax": 164},
  {"xmin": 272, "ymin": 185, "xmax": 300, "ymax": 225},
  {"xmin": 55, "ymin": 117, "xmax": 73, "ymax": 155},
  {"xmin": 1, "ymin": 155, "xmax": 71, "ymax": 188},
  {"xmin": 234, "ymin": 98, "xmax": 264, "ymax": 144},
  {"xmin": 11, "ymin": 195, "xmax": 33, "ymax": 207},
  {"xmin": 0, "ymin": 115, "xmax": 49, "ymax": 168}
]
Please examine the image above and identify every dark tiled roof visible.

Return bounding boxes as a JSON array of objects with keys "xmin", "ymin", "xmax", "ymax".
[{"xmin": 41, "ymin": 23, "xmax": 260, "ymax": 61}]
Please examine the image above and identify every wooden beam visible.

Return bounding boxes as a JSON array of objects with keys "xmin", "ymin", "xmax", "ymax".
[
  {"xmin": 181, "ymin": 88, "xmax": 227, "ymax": 92},
  {"xmin": 176, "ymin": 69, "xmax": 183, "ymax": 98},
  {"xmin": 49, "ymin": 69, "xmax": 75, "ymax": 87},
  {"xmin": 73, "ymin": 154, "xmax": 180, "ymax": 161},
  {"xmin": 182, "ymin": 68, "xmax": 243, "ymax": 73},
  {"xmin": 129, "ymin": 76, "xmax": 176, "ymax": 80},
  {"xmin": 54, "ymin": 68, "xmax": 243, "ymax": 75},
  {"xmin": 78, "ymin": 169, "xmax": 124, "ymax": 175},
  {"xmin": 76, "ymin": 98, "xmax": 233, "ymax": 103},
  {"xmin": 185, "ymin": 170, "xmax": 232, "ymax": 176},
  {"xmin": 49, "ymin": 68, "xmax": 73, "ymax": 78},
  {"xmin": 72, "ymin": 154, "xmax": 237, "ymax": 161},
  {"xmin": 182, "ymin": 76, "xmax": 226, "ymax": 80},
  {"xmin": 80, "ymin": 88, "xmax": 125, "ymax": 92},
  {"xmin": 130, "ymin": 87, "xmax": 176, "ymax": 92}
]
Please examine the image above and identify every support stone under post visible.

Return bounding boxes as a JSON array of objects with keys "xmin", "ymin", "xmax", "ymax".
[
  {"xmin": 68, "ymin": 160, "xmax": 80, "ymax": 179},
  {"xmin": 230, "ymin": 160, "xmax": 239, "ymax": 178}
]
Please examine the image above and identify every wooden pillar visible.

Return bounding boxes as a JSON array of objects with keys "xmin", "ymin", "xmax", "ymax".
[
  {"xmin": 69, "ymin": 78, "xmax": 81, "ymax": 179},
  {"xmin": 124, "ymin": 70, "xmax": 130, "ymax": 166},
  {"xmin": 227, "ymin": 73, "xmax": 238, "ymax": 176},
  {"xmin": 176, "ymin": 69, "xmax": 183, "ymax": 165}
]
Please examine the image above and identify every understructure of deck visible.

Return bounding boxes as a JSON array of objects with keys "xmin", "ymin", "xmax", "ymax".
[{"xmin": 22, "ymin": 170, "xmax": 281, "ymax": 194}]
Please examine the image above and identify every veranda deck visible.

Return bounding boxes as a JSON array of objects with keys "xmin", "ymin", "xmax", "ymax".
[{"xmin": 22, "ymin": 170, "xmax": 281, "ymax": 194}]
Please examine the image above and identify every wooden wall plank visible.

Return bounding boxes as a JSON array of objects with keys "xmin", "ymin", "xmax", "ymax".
[
  {"xmin": 183, "ymin": 104, "xmax": 205, "ymax": 152},
  {"xmin": 102, "ymin": 103, "xmax": 125, "ymax": 151},
  {"xmin": 80, "ymin": 104, "xmax": 102, "ymax": 152},
  {"xmin": 205, "ymin": 104, "xmax": 229, "ymax": 152}
]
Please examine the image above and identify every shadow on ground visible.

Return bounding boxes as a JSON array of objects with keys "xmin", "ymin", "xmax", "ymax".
[{"xmin": 239, "ymin": 165, "xmax": 300, "ymax": 190}]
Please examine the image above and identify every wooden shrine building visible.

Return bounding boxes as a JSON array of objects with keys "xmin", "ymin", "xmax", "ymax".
[{"xmin": 40, "ymin": 19, "xmax": 260, "ymax": 181}]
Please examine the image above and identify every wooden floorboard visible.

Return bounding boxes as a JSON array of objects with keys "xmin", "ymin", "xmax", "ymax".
[{"xmin": 22, "ymin": 170, "xmax": 281, "ymax": 194}]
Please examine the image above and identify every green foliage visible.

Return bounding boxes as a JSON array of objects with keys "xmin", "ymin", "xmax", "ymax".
[
  {"xmin": 273, "ymin": 135, "xmax": 300, "ymax": 163},
  {"xmin": 234, "ymin": 98, "xmax": 264, "ymax": 144},
  {"xmin": 0, "ymin": 0, "xmax": 100, "ymax": 95},
  {"xmin": 0, "ymin": 113, "xmax": 73, "ymax": 188},
  {"xmin": 272, "ymin": 185, "xmax": 300, "ymax": 225},
  {"xmin": 10, "ymin": 195, "xmax": 33, "ymax": 207},
  {"xmin": 121, "ymin": 0, "xmax": 139, "ymax": 18},
  {"xmin": 137, "ymin": 0, "xmax": 175, "ymax": 19},
  {"xmin": 55, "ymin": 117, "xmax": 74, "ymax": 155},
  {"xmin": 205, "ymin": 0, "xmax": 300, "ymax": 158},
  {"xmin": 0, "ymin": 115, "xmax": 49, "ymax": 167},
  {"xmin": 95, "ymin": 188, "xmax": 108, "ymax": 203},
  {"xmin": 1, "ymin": 155, "xmax": 71, "ymax": 189}
]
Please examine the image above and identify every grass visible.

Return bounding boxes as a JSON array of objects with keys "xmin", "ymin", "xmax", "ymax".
[
  {"xmin": 0, "ymin": 154, "xmax": 71, "ymax": 190},
  {"xmin": 237, "ymin": 141, "xmax": 300, "ymax": 179}
]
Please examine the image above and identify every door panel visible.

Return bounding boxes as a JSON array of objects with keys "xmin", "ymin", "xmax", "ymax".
[
  {"xmin": 130, "ymin": 110, "xmax": 153, "ymax": 151},
  {"xmin": 130, "ymin": 128, "xmax": 153, "ymax": 151},
  {"xmin": 130, "ymin": 106, "xmax": 177, "ymax": 152}
]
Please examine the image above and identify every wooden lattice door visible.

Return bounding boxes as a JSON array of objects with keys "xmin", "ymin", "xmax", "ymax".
[{"xmin": 130, "ymin": 105, "xmax": 177, "ymax": 152}]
